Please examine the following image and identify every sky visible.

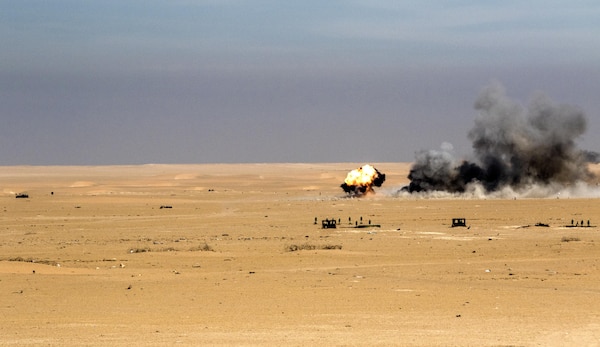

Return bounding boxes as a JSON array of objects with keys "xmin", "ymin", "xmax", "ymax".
[{"xmin": 2, "ymin": 0, "xmax": 600, "ymax": 165}]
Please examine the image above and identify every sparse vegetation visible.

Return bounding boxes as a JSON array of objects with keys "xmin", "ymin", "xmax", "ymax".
[
  {"xmin": 159, "ymin": 247, "xmax": 178, "ymax": 252},
  {"xmin": 128, "ymin": 247, "xmax": 176, "ymax": 253},
  {"xmin": 189, "ymin": 243, "xmax": 214, "ymax": 252},
  {"xmin": 321, "ymin": 244, "xmax": 343, "ymax": 250},
  {"xmin": 285, "ymin": 243, "xmax": 342, "ymax": 252},
  {"xmin": 561, "ymin": 236, "xmax": 581, "ymax": 242},
  {"xmin": 5, "ymin": 257, "xmax": 57, "ymax": 265},
  {"xmin": 129, "ymin": 247, "xmax": 151, "ymax": 253},
  {"xmin": 129, "ymin": 243, "xmax": 214, "ymax": 253}
]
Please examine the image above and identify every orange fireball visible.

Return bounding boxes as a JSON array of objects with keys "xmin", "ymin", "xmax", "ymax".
[{"xmin": 341, "ymin": 164, "xmax": 386, "ymax": 195}]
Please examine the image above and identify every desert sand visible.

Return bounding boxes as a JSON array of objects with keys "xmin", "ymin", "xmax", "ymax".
[{"xmin": 1, "ymin": 163, "xmax": 600, "ymax": 346}]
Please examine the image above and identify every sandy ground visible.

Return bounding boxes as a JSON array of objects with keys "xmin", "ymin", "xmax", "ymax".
[{"xmin": 1, "ymin": 163, "xmax": 600, "ymax": 346}]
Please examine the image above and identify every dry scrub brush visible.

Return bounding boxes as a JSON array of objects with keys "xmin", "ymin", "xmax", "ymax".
[
  {"xmin": 561, "ymin": 236, "xmax": 581, "ymax": 242},
  {"xmin": 285, "ymin": 243, "xmax": 342, "ymax": 252},
  {"xmin": 128, "ymin": 243, "xmax": 214, "ymax": 253}
]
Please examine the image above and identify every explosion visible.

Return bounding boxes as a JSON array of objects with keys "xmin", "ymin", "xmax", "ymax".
[
  {"xmin": 404, "ymin": 82, "xmax": 595, "ymax": 194},
  {"xmin": 341, "ymin": 164, "xmax": 386, "ymax": 195}
]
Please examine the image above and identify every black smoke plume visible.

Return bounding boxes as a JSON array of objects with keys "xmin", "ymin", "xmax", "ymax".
[{"xmin": 404, "ymin": 82, "xmax": 594, "ymax": 193}]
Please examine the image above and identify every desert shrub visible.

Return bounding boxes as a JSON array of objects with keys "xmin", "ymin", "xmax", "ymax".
[
  {"xmin": 561, "ymin": 236, "xmax": 580, "ymax": 242},
  {"xmin": 129, "ymin": 246, "xmax": 184, "ymax": 253},
  {"xmin": 321, "ymin": 244, "xmax": 343, "ymax": 250},
  {"xmin": 286, "ymin": 243, "xmax": 315, "ymax": 252},
  {"xmin": 157, "ymin": 247, "xmax": 178, "ymax": 252},
  {"xmin": 285, "ymin": 243, "xmax": 342, "ymax": 252},
  {"xmin": 8, "ymin": 256, "xmax": 27, "ymax": 262},
  {"xmin": 189, "ymin": 243, "xmax": 214, "ymax": 252},
  {"xmin": 6, "ymin": 257, "xmax": 57, "ymax": 265},
  {"xmin": 129, "ymin": 247, "xmax": 151, "ymax": 253}
]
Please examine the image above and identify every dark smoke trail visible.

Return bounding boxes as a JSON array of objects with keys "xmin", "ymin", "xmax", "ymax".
[{"xmin": 404, "ymin": 82, "xmax": 594, "ymax": 194}]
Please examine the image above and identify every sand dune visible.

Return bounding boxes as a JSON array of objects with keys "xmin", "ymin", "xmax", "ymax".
[{"xmin": 1, "ymin": 163, "xmax": 599, "ymax": 346}]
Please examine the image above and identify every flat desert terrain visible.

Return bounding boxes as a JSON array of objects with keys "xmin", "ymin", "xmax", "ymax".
[{"xmin": 1, "ymin": 163, "xmax": 600, "ymax": 346}]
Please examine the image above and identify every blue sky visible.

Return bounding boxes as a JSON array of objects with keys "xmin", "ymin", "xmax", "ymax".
[{"xmin": 2, "ymin": 1, "xmax": 600, "ymax": 165}]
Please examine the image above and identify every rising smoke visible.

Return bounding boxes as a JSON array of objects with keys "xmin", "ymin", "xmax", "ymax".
[{"xmin": 404, "ymin": 82, "xmax": 594, "ymax": 194}]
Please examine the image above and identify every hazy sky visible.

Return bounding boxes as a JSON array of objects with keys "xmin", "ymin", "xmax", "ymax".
[{"xmin": 2, "ymin": 1, "xmax": 600, "ymax": 165}]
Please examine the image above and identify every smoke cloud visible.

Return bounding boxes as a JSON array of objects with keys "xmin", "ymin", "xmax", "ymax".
[{"xmin": 404, "ymin": 82, "xmax": 594, "ymax": 195}]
